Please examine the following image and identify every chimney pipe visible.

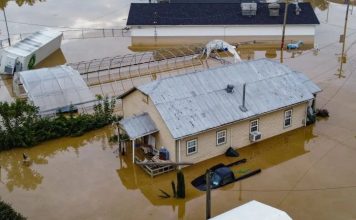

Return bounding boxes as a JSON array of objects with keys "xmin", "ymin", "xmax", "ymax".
[{"xmin": 239, "ymin": 83, "xmax": 248, "ymax": 112}]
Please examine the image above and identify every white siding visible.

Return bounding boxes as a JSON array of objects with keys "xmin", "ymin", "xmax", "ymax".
[{"xmin": 131, "ymin": 25, "xmax": 316, "ymax": 37}]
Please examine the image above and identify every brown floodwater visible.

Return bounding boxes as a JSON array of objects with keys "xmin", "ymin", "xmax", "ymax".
[{"xmin": 1, "ymin": 1, "xmax": 356, "ymax": 220}]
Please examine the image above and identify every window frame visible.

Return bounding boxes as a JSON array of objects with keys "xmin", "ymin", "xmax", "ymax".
[
  {"xmin": 250, "ymin": 119, "xmax": 259, "ymax": 133},
  {"xmin": 186, "ymin": 139, "xmax": 198, "ymax": 156},
  {"xmin": 284, "ymin": 109, "xmax": 293, "ymax": 128},
  {"xmin": 216, "ymin": 130, "xmax": 227, "ymax": 146}
]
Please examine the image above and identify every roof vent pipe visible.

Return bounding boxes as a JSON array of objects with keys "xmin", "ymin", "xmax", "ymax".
[
  {"xmin": 239, "ymin": 83, "xmax": 248, "ymax": 112},
  {"xmin": 268, "ymin": 3, "xmax": 280, "ymax": 16},
  {"xmin": 295, "ymin": 2, "xmax": 301, "ymax": 15},
  {"xmin": 226, "ymin": 84, "xmax": 235, "ymax": 93}
]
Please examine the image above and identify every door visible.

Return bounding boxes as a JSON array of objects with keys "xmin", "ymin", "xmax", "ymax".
[
  {"xmin": 148, "ymin": 135, "xmax": 156, "ymax": 148},
  {"xmin": 15, "ymin": 61, "xmax": 22, "ymax": 72},
  {"xmin": 4, "ymin": 55, "xmax": 17, "ymax": 74}
]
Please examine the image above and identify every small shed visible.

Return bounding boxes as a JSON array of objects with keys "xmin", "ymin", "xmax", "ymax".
[
  {"xmin": 13, "ymin": 65, "xmax": 96, "ymax": 115},
  {"xmin": 210, "ymin": 200, "xmax": 293, "ymax": 220},
  {"xmin": 0, "ymin": 29, "xmax": 63, "ymax": 75}
]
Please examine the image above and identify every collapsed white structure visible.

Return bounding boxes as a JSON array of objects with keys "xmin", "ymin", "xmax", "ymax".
[
  {"xmin": 13, "ymin": 65, "xmax": 96, "ymax": 115},
  {"xmin": 210, "ymin": 200, "xmax": 293, "ymax": 220},
  {"xmin": 0, "ymin": 29, "xmax": 63, "ymax": 75},
  {"xmin": 203, "ymin": 40, "xmax": 241, "ymax": 63}
]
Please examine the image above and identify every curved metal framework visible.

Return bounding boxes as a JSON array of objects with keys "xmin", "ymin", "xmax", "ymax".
[{"xmin": 67, "ymin": 45, "xmax": 235, "ymax": 99}]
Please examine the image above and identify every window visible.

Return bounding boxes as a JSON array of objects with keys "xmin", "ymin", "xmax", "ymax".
[
  {"xmin": 216, "ymin": 130, "xmax": 227, "ymax": 145},
  {"xmin": 250, "ymin": 119, "xmax": 259, "ymax": 133},
  {"xmin": 284, "ymin": 109, "xmax": 293, "ymax": 127},
  {"xmin": 186, "ymin": 139, "xmax": 198, "ymax": 155}
]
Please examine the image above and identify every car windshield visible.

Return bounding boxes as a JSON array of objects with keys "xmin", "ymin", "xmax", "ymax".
[{"xmin": 211, "ymin": 173, "xmax": 222, "ymax": 187}]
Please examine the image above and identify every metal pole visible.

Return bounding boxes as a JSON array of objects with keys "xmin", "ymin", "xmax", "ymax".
[
  {"xmin": 2, "ymin": 9, "xmax": 11, "ymax": 46},
  {"xmin": 206, "ymin": 170, "xmax": 211, "ymax": 220},
  {"xmin": 280, "ymin": 1, "xmax": 289, "ymax": 63},
  {"xmin": 339, "ymin": 0, "xmax": 350, "ymax": 78},
  {"xmin": 326, "ymin": 4, "xmax": 330, "ymax": 23}
]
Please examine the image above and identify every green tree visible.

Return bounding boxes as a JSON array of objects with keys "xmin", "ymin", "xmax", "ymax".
[
  {"xmin": 0, "ymin": 199, "xmax": 26, "ymax": 220},
  {"xmin": 0, "ymin": 0, "xmax": 45, "ymax": 9},
  {"xmin": 0, "ymin": 96, "xmax": 119, "ymax": 151}
]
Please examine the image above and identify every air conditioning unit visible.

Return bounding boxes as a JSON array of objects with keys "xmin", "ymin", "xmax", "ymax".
[{"xmin": 249, "ymin": 131, "xmax": 262, "ymax": 142}]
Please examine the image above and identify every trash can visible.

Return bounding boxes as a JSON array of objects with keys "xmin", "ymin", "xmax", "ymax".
[{"xmin": 159, "ymin": 147, "xmax": 170, "ymax": 160}]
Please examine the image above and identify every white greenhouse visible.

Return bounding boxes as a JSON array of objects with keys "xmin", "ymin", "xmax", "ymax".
[{"xmin": 13, "ymin": 65, "xmax": 96, "ymax": 115}]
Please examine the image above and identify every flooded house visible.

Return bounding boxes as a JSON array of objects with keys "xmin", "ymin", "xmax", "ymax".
[
  {"xmin": 127, "ymin": 2, "xmax": 320, "ymax": 50},
  {"xmin": 117, "ymin": 58, "xmax": 321, "ymax": 167}
]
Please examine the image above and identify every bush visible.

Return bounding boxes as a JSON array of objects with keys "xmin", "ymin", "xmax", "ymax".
[
  {"xmin": 0, "ymin": 200, "xmax": 26, "ymax": 220},
  {"xmin": 0, "ymin": 96, "xmax": 121, "ymax": 151}
]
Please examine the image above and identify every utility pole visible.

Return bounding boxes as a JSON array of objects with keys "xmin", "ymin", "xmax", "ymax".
[
  {"xmin": 206, "ymin": 170, "xmax": 212, "ymax": 220},
  {"xmin": 280, "ymin": 1, "xmax": 289, "ymax": 63},
  {"xmin": 338, "ymin": 0, "xmax": 350, "ymax": 78},
  {"xmin": 2, "ymin": 8, "xmax": 11, "ymax": 46}
]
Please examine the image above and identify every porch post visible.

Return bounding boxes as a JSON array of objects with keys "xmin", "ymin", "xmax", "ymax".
[{"xmin": 132, "ymin": 139, "xmax": 135, "ymax": 163}]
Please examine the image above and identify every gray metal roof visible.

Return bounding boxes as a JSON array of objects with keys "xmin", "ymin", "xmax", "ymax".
[
  {"xmin": 137, "ymin": 59, "xmax": 321, "ymax": 139},
  {"xmin": 18, "ymin": 65, "xmax": 95, "ymax": 114},
  {"xmin": 4, "ymin": 29, "xmax": 62, "ymax": 57},
  {"xmin": 119, "ymin": 113, "xmax": 159, "ymax": 140}
]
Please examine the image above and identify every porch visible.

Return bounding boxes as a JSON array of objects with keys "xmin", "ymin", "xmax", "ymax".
[{"xmin": 118, "ymin": 112, "xmax": 175, "ymax": 177}]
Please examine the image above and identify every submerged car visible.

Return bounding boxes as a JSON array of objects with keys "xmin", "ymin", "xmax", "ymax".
[
  {"xmin": 287, "ymin": 40, "xmax": 303, "ymax": 50},
  {"xmin": 191, "ymin": 159, "xmax": 261, "ymax": 191}
]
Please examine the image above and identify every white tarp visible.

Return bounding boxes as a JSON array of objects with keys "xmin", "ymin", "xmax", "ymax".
[{"xmin": 210, "ymin": 200, "xmax": 293, "ymax": 220}]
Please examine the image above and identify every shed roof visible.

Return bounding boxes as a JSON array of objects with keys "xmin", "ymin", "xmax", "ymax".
[
  {"xmin": 18, "ymin": 65, "xmax": 95, "ymax": 114},
  {"xmin": 127, "ymin": 3, "xmax": 319, "ymax": 26},
  {"xmin": 119, "ymin": 113, "xmax": 159, "ymax": 140},
  {"xmin": 210, "ymin": 200, "xmax": 292, "ymax": 220},
  {"xmin": 136, "ymin": 59, "xmax": 321, "ymax": 139},
  {"xmin": 4, "ymin": 29, "xmax": 62, "ymax": 57}
]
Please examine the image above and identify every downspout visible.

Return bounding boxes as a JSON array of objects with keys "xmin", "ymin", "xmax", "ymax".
[
  {"xmin": 176, "ymin": 139, "xmax": 181, "ymax": 170},
  {"xmin": 304, "ymin": 102, "xmax": 308, "ymax": 126},
  {"xmin": 132, "ymin": 139, "xmax": 135, "ymax": 163}
]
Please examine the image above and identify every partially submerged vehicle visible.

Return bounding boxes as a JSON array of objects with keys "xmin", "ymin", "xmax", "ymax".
[
  {"xmin": 191, "ymin": 159, "xmax": 261, "ymax": 191},
  {"xmin": 287, "ymin": 40, "xmax": 303, "ymax": 50}
]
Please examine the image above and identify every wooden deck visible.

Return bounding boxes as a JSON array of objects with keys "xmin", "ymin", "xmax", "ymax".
[{"xmin": 134, "ymin": 146, "xmax": 175, "ymax": 177}]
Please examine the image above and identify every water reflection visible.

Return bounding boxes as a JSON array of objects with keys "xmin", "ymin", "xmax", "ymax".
[
  {"xmin": 36, "ymin": 49, "xmax": 67, "ymax": 69},
  {"xmin": 0, "ymin": 127, "xmax": 113, "ymax": 191},
  {"xmin": 309, "ymin": 0, "xmax": 329, "ymax": 11},
  {"xmin": 116, "ymin": 125, "xmax": 316, "ymax": 218}
]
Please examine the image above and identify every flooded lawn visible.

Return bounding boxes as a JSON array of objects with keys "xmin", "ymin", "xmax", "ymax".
[{"xmin": 1, "ymin": 1, "xmax": 356, "ymax": 220}]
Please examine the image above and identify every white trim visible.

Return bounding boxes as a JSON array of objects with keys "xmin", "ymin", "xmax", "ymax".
[
  {"xmin": 131, "ymin": 25, "xmax": 316, "ymax": 37},
  {"xmin": 186, "ymin": 139, "xmax": 198, "ymax": 155}
]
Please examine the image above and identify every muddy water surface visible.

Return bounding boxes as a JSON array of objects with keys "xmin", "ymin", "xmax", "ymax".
[{"xmin": 1, "ymin": 1, "xmax": 356, "ymax": 220}]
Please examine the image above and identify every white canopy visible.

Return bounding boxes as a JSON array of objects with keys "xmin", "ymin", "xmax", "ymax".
[{"xmin": 210, "ymin": 200, "xmax": 293, "ymax": 220}]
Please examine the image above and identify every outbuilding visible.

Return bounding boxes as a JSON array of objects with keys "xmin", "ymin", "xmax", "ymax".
[
  {"xmin": 118, "ymin": 58, "xmax": 321, "ymax": 165},
  {"xmin": 127, "ymin": 2, "xmax": 319, "ymax": 49},
  {"xmin": 13, "ymin": 65, "xmax": 96, "ymax": 116},
  {"xmin": 210, "ymin": 200, "xmax": 293, "ymax": 220},
  {"xmin": 0, "ymin": 29, "xmax": 62, "ymax": 75}
]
